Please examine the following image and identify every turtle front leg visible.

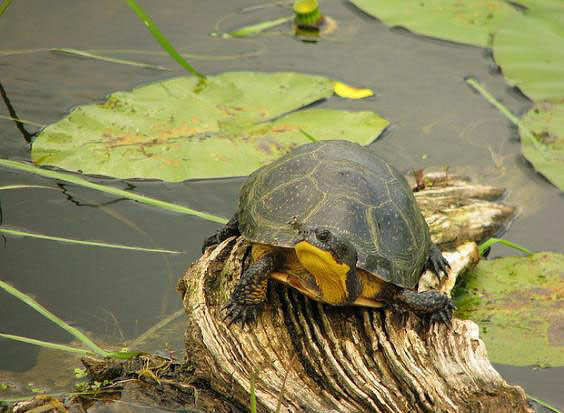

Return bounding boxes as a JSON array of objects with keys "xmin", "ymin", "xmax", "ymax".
[
  {"xmin": 425, "ymin": 243, "xmax": 450, "ymax": 281},
  {"xmin": 202, "ymin": 213, "xmax": 240, "ymax": 253},
  {"xmin": 394, "ymin": 289, "xmax": 456, "ymax": 328},
  {"xmin": 224, "ymin": 251, "xmax": 280, "ymax": 325}
]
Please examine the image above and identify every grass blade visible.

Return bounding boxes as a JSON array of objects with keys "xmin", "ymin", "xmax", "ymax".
[
  {"xmin": 0, "ymin": 159, "xmax": 228, "ymax": 224},
  {"xmin": 229, "ymin": 16, "xmax": 292, "ymax": 37},
  {"xmin": 107, "ymin": 350, "xmax": 141, "ymax": 360},
  {"xmin": 52, "ymin": 48, "xmax": 172, "ymax": 71},
  {"xmin": 0, "ymin": 227, "xmax": 182, "ymax": 254},
  {"xmin": 0, "ymin": 184, "xmax": 54, "ymax": 190},
  {"xmin": 250, "ymin": 372, "xmax": 257, "ymax": 413},
  {"xmin": 123, "ymin": 0, "xmax": 206, "ymax": 80},
  {"xmin": 478, "ymin": 237, "xmax": 533, "ymax": 256},
  {"xmin": 465, "ymin": 77, "xmax": 549, "ymax": 159},
  {"xmin": 0, "ymin": 114, "xmax": 44, "ymax": 127},
  {"xmin": 1, "ymin": 393, "xmax": 68, "ymax": 403},
  {"xmin": 527, "ymin": 394, "xmax": 562, "ymax": 413},
  {"xmin": 0, "ymin": 279, "xmax": 110, "ymax": 357},
  {"xmin": 129, "ymin": 309, "xmax": 184, "ymax": 347},
  {"xmin": 0, "ymin": 333, "xmax": 94, "ymax": 355},
  {"xmin": 0, "ymin": 0, "xmax": 12, "ymax": 18}
]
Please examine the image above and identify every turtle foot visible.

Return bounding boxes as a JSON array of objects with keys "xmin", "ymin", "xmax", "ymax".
[
  {"xmin": 390, "ymin": 302, "xmax": 409, "ymax": 326},
  {"xmin": 202, "ymin": 233, "xmax": 221, "ymax": 254},
  {"xmin": 201, "ymin": 214, "xmax": 240, "ymax": 254},
  {"xmin": 427, "ymin": 300, "xmax": 456, "ymax": 329},
  {"xmin": 223, "ymin": 300, "xmax": 259, "ymax": 326},
  {"xmin": 426, "ymin": 244, "xmax": 450, "ymax": 281},
  {"xmin": 395, "ymin": 289, "xmax": 456, "ymax": 328}
]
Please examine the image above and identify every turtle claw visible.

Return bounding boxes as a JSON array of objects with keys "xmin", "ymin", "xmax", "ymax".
[
  {"xmin": 222, "ymin": 300, "xmax": 259, "ymax": 326},
  {"xmin": 395, "ymin": 289, "xmax": 456, "ymax": 329},
  {"xmin": 201, "ymin": 214, "xmax": 240, "ymax": 254},
  {"xmin": 428, "ymin": 299, "xmax": 456, "ymax": 329},
  {"xmin": 427, "ymin": 244, "xmax": 451, "ymax": 282}
]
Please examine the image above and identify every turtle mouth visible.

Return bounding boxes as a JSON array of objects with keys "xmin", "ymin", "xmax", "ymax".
[
  {"xmin": 294, "ymin": 228, "xmax": 342, "ymax": 263},
  {"xmin": 294, "ymin": 241, "xmax": 350, "ymax": 280},
  {"xmin": 294, "ymin": 240, "xmax": 351, "ymax": 305}
]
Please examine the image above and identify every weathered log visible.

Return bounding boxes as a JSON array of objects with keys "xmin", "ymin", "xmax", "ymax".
[
  {"xmin": 409, "ymin": 172, "xmax": 516, "ymax": 250},
  {"xmin": 177, "ymin": 172, "xmax": 531, "ymax": 412}
]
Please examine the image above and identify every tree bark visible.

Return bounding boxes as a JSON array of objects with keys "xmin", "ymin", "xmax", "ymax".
[{"xmin": 177, "ymin": 172, "xmax": 531, "ymax": 413}]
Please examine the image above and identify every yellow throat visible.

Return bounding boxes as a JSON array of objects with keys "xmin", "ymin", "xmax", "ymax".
[{"xmin": 294, "ymin": 241, "xmax": 351, "ymax": 305}]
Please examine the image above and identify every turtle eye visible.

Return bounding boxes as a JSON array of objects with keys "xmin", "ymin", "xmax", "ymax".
[{"xmin": 316, "ymin": 229, "xmax": 330, "ymax": 242}]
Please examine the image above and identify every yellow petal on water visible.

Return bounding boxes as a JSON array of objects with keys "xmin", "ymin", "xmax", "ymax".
[{"xmin": 334, "ymin": 82, "xmax": 374, "ymax": 99}]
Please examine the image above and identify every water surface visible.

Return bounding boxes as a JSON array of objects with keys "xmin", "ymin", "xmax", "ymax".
[{"xmin": 0, "ymin": 0, "xmax": 562, "ymax": 409}]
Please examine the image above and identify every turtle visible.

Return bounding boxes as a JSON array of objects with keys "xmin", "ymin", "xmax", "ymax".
[{"xmin": 202, "ymin": 140, "xmax": 454, "ymax": 326}]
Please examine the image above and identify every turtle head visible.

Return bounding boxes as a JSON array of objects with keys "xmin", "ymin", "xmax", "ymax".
[{"xmin": 294, "ymin": 228, "xmax": 360, "ymax": 305}]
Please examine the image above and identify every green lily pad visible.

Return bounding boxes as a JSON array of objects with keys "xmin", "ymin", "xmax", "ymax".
[
  {"xmin": 493, "ymin": 10, "xmax": 564, "ymax": 102},
  {"xmin": 520, "ymin": 102, "xmax": 564, "ymax": 191},
  {"xmin": 350, "ymin": 0, "xmax": 519, "ymax": 47},
  {"xmin": 454, "ymin": 252, "xmax": 564, "ymax": 367},
  {"xmin": 31, "ymin": 72, "xmax": 389, "ymax": 182}
]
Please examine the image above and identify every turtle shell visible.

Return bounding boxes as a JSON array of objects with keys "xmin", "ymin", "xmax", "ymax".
[{"xmin": 237, "ymin": 140, "xmax": 432, "ymax": 289}]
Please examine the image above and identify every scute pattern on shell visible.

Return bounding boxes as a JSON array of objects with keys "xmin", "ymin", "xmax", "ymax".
[{"xmin": 238, "ymin": 140, "xmax": 431, "ymax": 289}]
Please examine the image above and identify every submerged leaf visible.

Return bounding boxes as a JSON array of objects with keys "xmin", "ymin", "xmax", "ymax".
[
  {"xmin": 519, "ymin": 102, "xmax": 564, "ymax": 191},
  {"xmin": 454, "ymin": 252, "xmax": 564, "ymax": 367},
  {"xmin": 493, "ymin": 10, "xmax": 564, "ymax": 102},
  {"xmin": 334, "ymin": 82, "xmax": 374, "ymax": 99},
  {"xmin": 350, "ymin": 0, "xmax": 519, "ymax": 47},
  {"xmin": 32, "ymin": 72, "xmax": 389, "ymax": 181}
]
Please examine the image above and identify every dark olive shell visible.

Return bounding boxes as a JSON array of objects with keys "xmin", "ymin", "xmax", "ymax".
[{"xmin": 238, "ymin": 140, "xmax": 431, "ymax": 289}]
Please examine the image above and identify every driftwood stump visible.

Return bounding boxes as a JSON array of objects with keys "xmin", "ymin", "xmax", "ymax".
[{"xmin": 177, "ymin": 172, "xmax": 532, "ymax": 413}]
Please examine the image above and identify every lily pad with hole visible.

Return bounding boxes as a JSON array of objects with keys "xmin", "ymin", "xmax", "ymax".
[
  {"xmin": 493, "ymin": 10, "xmax": 564, "ymax": 102},
  {"xmin": 520, "ymin": 102, "xmax": 564, "ymax": 191},
  {"xmin": 32, "ymin": 72, "xmax": 389, "ymax": 182},
  {"xmin": 454, "ymin": 252, "xmax": 564, "ymax": 367},
  {"xmin": 350, "ymin": 0, "xmax": 519, "ymax": 47}
]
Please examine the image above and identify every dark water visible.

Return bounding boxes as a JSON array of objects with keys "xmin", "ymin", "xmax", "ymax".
[{"xmin": 0, "ymin": 0, "xmax": 562, "ymax": 410}]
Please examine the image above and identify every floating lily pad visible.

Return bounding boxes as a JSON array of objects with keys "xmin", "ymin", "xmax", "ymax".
[
  {"xmin": 350, "ymin": 0, "xmax": 519, "ymax": 47},
  {"xmin": 520, "ymin": 102, "xmax": 564, "ymax": 191},
  {"xmin": 454, "ymin": 252, "xmax": 564, "ymax": 367},
  {"xmin": 493, "ymin": 10, "xmax": 564, "ymax": 102},
  {"xmin": 32, "ymin": 72, "xmax": 389, "ymax": 182}
]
